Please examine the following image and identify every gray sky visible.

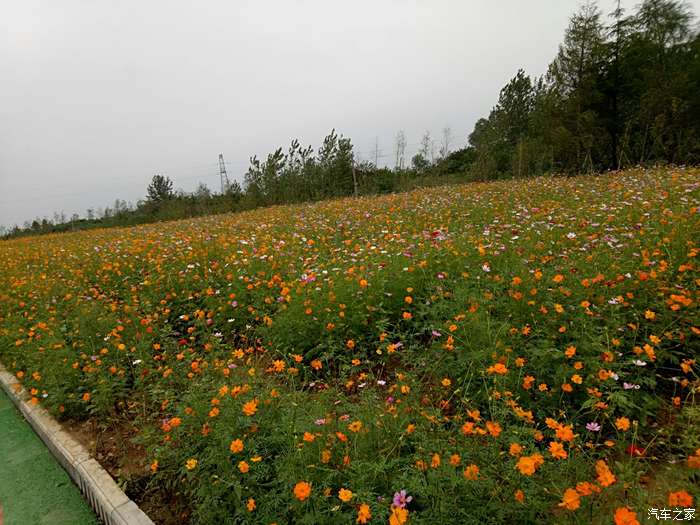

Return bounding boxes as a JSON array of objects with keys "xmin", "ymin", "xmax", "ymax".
[{"xmin": 1, "ymin": 0, "xmax": 697, "ymax": 228}]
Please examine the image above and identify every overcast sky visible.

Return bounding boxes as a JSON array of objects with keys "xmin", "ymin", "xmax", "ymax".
[{"xmin": 1, "ymin": 0, "xmax": 698, "ymax": 228}]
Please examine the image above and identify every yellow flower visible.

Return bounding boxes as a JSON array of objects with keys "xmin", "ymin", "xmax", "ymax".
[
  {"xmin": 348, "ymin": 420, "xmax": 363, "ymax": 433},
  {"xmin": 185, "ymin": 458, "xmax": 197, "ymax": 470}
]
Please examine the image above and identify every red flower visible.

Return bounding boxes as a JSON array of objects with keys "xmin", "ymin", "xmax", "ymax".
[{"xmin": 625, "ymin": 444, "xmax": 644, "ymax": 457}]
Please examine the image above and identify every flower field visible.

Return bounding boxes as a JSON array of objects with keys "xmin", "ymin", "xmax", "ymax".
[{"xmin": 1, "ymin": 168, "xmax": 699, "ymax": 524}]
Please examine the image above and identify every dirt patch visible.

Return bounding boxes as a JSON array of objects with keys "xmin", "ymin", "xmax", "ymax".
[
  {"xmin": 64, "ymin": 417, "xmax": 147, "ymax": 481},
  {"xmin": 61, "ymin": 417, "xmax": 189, "ymax": 524}
]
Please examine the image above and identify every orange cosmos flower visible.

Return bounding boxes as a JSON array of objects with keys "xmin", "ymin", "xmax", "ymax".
[
  {"xmin": 230, "ymin": 439, "xmax": 244, "ymax": 453},
  {"xmin": 293, "ymin": 481, "xmax": 312, "ymax": 501},
  {"xmin": 614, "ymin": 507, "xmax": 640, "ymax": 525},
  {"xmin": 485, "ymin": 421, "xmax": 502, "ymax": 437},
  {"xmin": 389, "ymin": 505, "xmax": 409, "ymax": 525},
  {"xmin": 242, "ymin": 399, "xmax": 258, "ymax": 416},
  {"xmin": 516, "ymin": 454, "xmax": 544, "ymax": 476},
  {"xmin": 595, "ymin": 460, "xmax": 616, "ymax": 487},
  {"xmin": 558, "ymin": 488, "xmax": 580, "ymax": 510},
  {"xmin": 487, "ymin": 363, "xmax": 509, "ymax": 375},
  {"xmin": 338, "ymin": 488, "xmax": 353, "ymax": 502},
  {"xmin": 356, "ymin": 503, "xmax": 372, "ymax": 524},
  {"xmin": 321, "ymin": 449, "xmax": 331, "ymax": 463},
  {"xmin": 246, "ymin": 498, "xmax": 256, "ymax": 512},
  {"xmin": 668, "ymin": 490, "xmax": 693, "ymax": 507},
  {"xmin": 556, "ymin": 424, "xmax": 575, "ymax": 442},
  {"xmin": 615, "ymin": 417, "xmax": 631, "ymax": 431},
  {"xmin": 514, "ymin": 489, "xmax": 525, "ymax": 503},
  {"xmin": 509, "ymin": 443, "xmax": 523, "ymax": 456},
  {"xmin": 575, "ymin": 481, "xmax": 600, "ymax": 496},
  {"xmin": 463, "ymin": 464, "xmax": 479, "ymax": 480},
  {"xmin": 688, "ymin": 448, "xmax": 700, "ymax": 468},
  {"xmin": 549, "ymin": 441, "xmax": 568, "ymax": 459}
]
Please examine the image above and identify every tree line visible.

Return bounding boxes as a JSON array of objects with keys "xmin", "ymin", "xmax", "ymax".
[
  {"xmin": 3, "ymin": 0, "xmax": 698, "ymax": 239},
  {"xmin": 469, "ymin": 0, "xmax": 700, "ymax": 177}
]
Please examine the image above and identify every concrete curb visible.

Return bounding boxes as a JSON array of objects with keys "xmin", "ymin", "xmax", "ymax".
[{"xmin": 0, "ymin": 363, "xmax": 154, "ymax": 525}]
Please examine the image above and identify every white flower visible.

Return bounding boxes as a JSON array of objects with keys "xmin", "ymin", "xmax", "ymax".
[
  {"xmin": 133, "ymin": 359, "xmax": 142, "ymax": 365},
  {"xmin": 633, "ymin": 359, "xmax": 647, "ymax": 366}
]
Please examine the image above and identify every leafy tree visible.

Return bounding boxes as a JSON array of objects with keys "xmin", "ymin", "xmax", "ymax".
[{"xmin": 147, "ymin": 174, "xmax": 174, "ymax": 202}]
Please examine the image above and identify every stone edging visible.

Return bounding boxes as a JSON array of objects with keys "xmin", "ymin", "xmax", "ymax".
[{"xmin": 0, "ymin": 363, "xmax": 153, "ymax": 525}]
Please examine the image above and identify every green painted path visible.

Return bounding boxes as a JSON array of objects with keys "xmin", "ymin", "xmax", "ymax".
[{"xmin": 0, "ymin": 389, "xmax": 98, "ymax": 525}]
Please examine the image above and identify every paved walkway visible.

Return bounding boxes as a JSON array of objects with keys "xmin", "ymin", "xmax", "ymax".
[{"xmin": 0, "ymin": 389, "xmax": 98, "ymax": 525}]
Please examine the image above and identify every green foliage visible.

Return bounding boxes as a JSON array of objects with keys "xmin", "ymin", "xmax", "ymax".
[
  {"xmin": 147, "ymin": 174, "xmax": 175, "ymax": 203},
  {"xmin": 2, "ymin": 168, "xmax": 698, "ymax": 524},
  {"xmin": 468, "ymin": 0, "xmax": 700, "ymax": 178}
]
